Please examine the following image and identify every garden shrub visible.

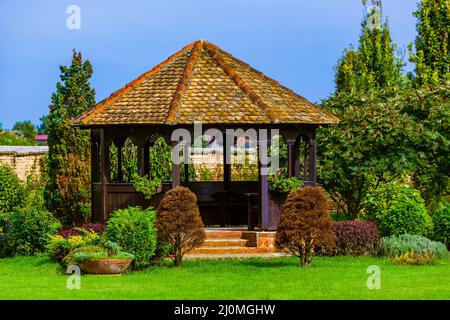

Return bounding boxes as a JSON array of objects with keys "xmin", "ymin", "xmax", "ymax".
[
  {"xmin": 433, "ymin": 203, "xmax": 450, "ymax": 249},
  {"xmin": 382, "ymin": 234, "xmax": 448, "ymax": 265},
  {"xmin": 63, "ymin": 245, "xmax": 107, "ymax": 267},
  {"xmin": 0, "ymin": 163, "xmax": 23, "ymax": 213},
  {"xmin": 156, "ymin": 186, "xmax": 205, "ymax": 266},
  {"xmin": 106, "ymin": 206, "xmax": 157, "ymax": 269},
  {"xmin": 0, "ymin": 212, "xmax": 12, "ymax": 258},
  {"xmin": 47, "ymin": 229, "xmax": 102, "ymax": 266},
  {"xmin": 68, "ymin": 241, "xmax": 135, "ymax": 265},
  {"xmin": 7, "ymin": 208, "xmax": 60, "ymax": 256},
  {"xmin": 269, "ymin": 176, "xmax": 303, "ymax": 193},
  {"xmin": 276, "ymin": 187, "xmax": 335, "ymax": 267},
  {"xmin": 58, "ymin": 223, "xmax": 105, "ymax": 238},
  {"xmin": 363, "ymin": 182, "xmax": 432, "ymax": 237},
  {"xmin": 333, "ymin": 221, "xmax": 381, "ymax": 256}
]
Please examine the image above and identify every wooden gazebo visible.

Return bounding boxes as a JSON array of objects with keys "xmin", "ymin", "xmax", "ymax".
[{"xmin": 73, "ymin": 40, "xmax": 338, "ymax": 230}]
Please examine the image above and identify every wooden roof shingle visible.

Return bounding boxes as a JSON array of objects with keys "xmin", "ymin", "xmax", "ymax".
[{"xmin": 74, "ymin": 40, "xmax": 339, "ymax": 126}]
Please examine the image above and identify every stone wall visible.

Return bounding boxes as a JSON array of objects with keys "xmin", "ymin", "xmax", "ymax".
[{"xmin": 0, "ymin": 146, "xmax": 48, "ymax": 181}]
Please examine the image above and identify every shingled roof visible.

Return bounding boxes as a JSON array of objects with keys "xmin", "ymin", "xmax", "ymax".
[{"xmin": 74, "ymin": 40, "xmax": 339, "ymax": 126}]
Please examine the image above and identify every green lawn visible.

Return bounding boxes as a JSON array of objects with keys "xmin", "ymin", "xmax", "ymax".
[{"xmin": 0, "ymin": 255, "xmax": 449, "ymax": 299}]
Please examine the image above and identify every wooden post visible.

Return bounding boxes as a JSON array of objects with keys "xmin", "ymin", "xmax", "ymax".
[
  {"xmin": 258, "ymin": 133, "xmax": 270, "ymax": 230},
  {"xmin": 137, "ymin": 144, "xmax": 145, "ymax": 177},
  {"xmin": 286, "ymin": 138, "xmax": 296, "ymax": 178},
  {"xmin": 117, "ymin": 140, "xmax": 123, "ymax": 183},
  {"xmin": 96, "ymin": 128, "xmax": 109, "ymax": 223},
  {"xmin": 143, "ymin": 142, "xmax": 150, "ymax": 177},
  {"xmin": 172, "ymin": 141, "xmax": 181, "ymax": 188},
  {"xmin": 222, "ymin": 130, "xmax": 230, "ymax": 191},
  {"xmin": 309, "ymin": 133, "xmax": 317, "ymax": 185}
]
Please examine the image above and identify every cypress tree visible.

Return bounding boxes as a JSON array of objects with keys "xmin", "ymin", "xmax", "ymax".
[
  {"xmin": 409, "ymin": 0, "xmax": 450, "ymax": 86},
  {"xmin": 45, "ymin": 50, "xmax": 95, "ymax": 225},
  {"xmin": 335, "ymin": 0, "xmax": 404, "ymax": 94}
]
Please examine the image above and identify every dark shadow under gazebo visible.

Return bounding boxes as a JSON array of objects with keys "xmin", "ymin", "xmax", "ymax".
[{"xmin": 73, "ymin": 40, "xmax": 338, "ymax": 230}]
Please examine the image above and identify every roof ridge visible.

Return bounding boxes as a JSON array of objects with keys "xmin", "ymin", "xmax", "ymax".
[
  {"xmin": 210, "ymin": 44, "xmax": 339, "ymax": 123},
  {"xmin": 74, "ymin": 41, "xmax": 196, "ymax": 125},
  {"xmin": 203, "ymin": 41, "xmax": 279, "ymax": 124},
  {"xmin": 166, "ymin": 40, "xmax": 203, "ymax": 124}
]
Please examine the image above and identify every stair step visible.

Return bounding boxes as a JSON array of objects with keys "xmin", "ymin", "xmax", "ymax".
[
  {"xmin": 187, "ymin": 247, "xmax": 275, "ymax": 255},
  {"xmin": 200, "ymin": 239, "xmax": 249, "ymax": 248},
  {"xmin": 204, "ymin": 230, "xmax": 243, "ymax": 239}
]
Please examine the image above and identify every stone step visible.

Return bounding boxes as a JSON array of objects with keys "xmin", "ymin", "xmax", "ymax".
[
  {"xmin": 204, "ymin": 230, "xmax": 244, "ymax": 240},
  {"xmin": 187, "ymin": 246, "xmax": 276, "ymax": 255},
  {"xmin": 200, "ymin": 239, "xmax": 250, "ymax": 248}
]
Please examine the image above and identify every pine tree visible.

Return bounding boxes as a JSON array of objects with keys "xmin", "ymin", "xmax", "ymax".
[
  {"xmin": 409, "ymin": 0, "xmax": 450, "ymax": 86},
  {"xmin": 45, "ymin": 50, "xmax": 95, "ymax": 225},
  {"xmin": 335, "ymin": 0, "xmax": 404, "ymax": 94}
]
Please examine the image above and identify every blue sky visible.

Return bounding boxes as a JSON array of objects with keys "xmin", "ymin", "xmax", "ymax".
[{"xmin": 0, "ymin": 0, "xmax": 419, "ymax": 129}]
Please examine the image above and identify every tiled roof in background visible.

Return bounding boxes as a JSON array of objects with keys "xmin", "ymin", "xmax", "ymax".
[{"xmin": 74, "ymin": 40, "xmax": 339, "ymax": 126}]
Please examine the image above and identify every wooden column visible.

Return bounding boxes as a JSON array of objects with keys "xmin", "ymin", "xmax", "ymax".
[
  {"xmin": 171, "ymin": 141, "xmax": 181, "ymax": 188},
  {"xmin": 258, "ymin": 134, "xmax": 270, "ymax": 230},
  {"xmin": 116, "ymin": 140, "xmax": 124, "ymax": 183},
  {"xmin": 222, "ymin": 130, "xmax": 231, "ymax": 191},
  {"xmin": 286, "ymin": 138, "xmax": 296, "ymax": 178},
  {"xmin": 143, "ymin": 142, "xmax": 150, "ymax": 177},
  {"xmin": 92, "ymin": 128, "xmax": 109, "ymax": 223},
  {"xmin": 137, "ymin": 144, "xmax": 145, "ymax": 177},
  {"xmin": 309, "ymin": 133, "xmax": 317, "ymax": 185}
]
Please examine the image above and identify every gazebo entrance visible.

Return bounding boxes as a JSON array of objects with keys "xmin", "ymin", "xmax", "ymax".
[{"xmin": 73, "ymin": 40, "xmax": 338, "ymax": 230}]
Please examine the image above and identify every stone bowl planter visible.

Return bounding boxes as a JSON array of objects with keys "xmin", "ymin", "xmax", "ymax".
[{"xmin": 79, "ymin": 259, "xmax": 133, "ymax": 275}]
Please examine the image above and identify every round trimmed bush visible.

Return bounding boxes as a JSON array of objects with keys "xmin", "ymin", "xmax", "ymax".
[
  {"xmin": 0, "ymin": 163, "xmax": 23, "ymax": 213},
  {"xmin": 157, "ymin": 186, "xmax": 205, "ymax": 267},
  {"xmin": 364, "ymin": 182, "xmax": 432, "ymax": 237},
  {"xmin": 276, "ymin": 187, "xmax": 335, "ymax": 267},
  {"xmin": 333, "ymin": 221, "xmax": 381, "ymax": 256},
  {"xmin": 106, "ymin": 206, "xmax": 157, "ymax": 269},
  {"xmin": 433, "ymin": 203, "xmax": 450, "ymax": 249}
]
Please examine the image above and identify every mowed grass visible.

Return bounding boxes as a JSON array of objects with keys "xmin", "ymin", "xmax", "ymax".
[{"xmin": 0, "ymin": 255, "xmax": 449, "ymax": 300}]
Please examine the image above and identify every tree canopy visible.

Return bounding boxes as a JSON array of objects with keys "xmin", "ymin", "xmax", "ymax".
[
  {"xmin": 409, "ymin": 0, "xmax": 450, "ymax": 86},
  {"xmin": 335, "ymin": 0, "xmax": 404, "ymax": 94},
  {"xmin": 45, "ymin": 50, "xmax": 95, "ymax": 225}
]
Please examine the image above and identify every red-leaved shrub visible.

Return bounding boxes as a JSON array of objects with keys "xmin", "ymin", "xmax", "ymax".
[
  {"xmin": 58, "ymin": 223, "xmax": 105, "ymax": 238},
  {"xmin": 333, "ymin": 221, "xmax": 381, "ymax": 256}
]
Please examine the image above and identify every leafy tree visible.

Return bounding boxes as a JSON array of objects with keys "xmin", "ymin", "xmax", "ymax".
[
  {"xmin": 396, "ymin": 83, "xmax": 450, "ymax": 207},
  {"xmin": 45, "ymin": 50, "xmax": 95, "ymax": 225},
  {"xmin": 409, "ymin": 0, "xmax": 450, "ymax": 86},
  {"xmin": 335, "ymin": 0, "xmax": 404, "ymax": 94},
  {"xmin": 12, "ymin": 121, "xmax": 37, "ymax": 142},
  {"xmin": 318, "ymin": 90, "xmax": 417, "ymax": 218},
  {"xmin": 0, "ymin": 132, "xmax": 35, "ymax": 146},
  {"xmin": 37, "ymin": 115, "xmax": 50, "ymax": 134}
]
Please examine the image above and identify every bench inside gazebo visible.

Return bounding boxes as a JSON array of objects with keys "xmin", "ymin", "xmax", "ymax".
[{"xmin": 73, "ymin": 40, "xmax": 338, "ymax": 231}]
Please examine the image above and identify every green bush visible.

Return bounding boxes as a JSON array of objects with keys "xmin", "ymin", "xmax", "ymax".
[
  {"xmin": 47, "ymin": 230, "xmax": 102, "ymax": 266},
  {"xmin": 433, "ymin": 203, "xmax": 450, "ymax": 249},
  {"xmin": 0, "ymin": 163, "xmax": 23, "ymax": 213},
  {"xmin": 64, "ymin": 245, "xmax": 107, "ymax": 266},
  {"xmin": 7, "ymin": 208, "xmax": 60, "ymax": 256},
  {"xmin": 106, "ymin": 207, "xmax": 157, "ymax": 269},
  {"xmin": 382, "ymin": 234, "xmax": 448, "ymax": 265},
  {"xmin": 363, "ymin": 182, "xmax": 432, "ymax": 237},
  {"xmin": 0, "ymin": 212, "xmax": 12, "ymax": 257},
  {"xmin": 269, "ymin": 176, "xmax": 303, "ymax": 193}
]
